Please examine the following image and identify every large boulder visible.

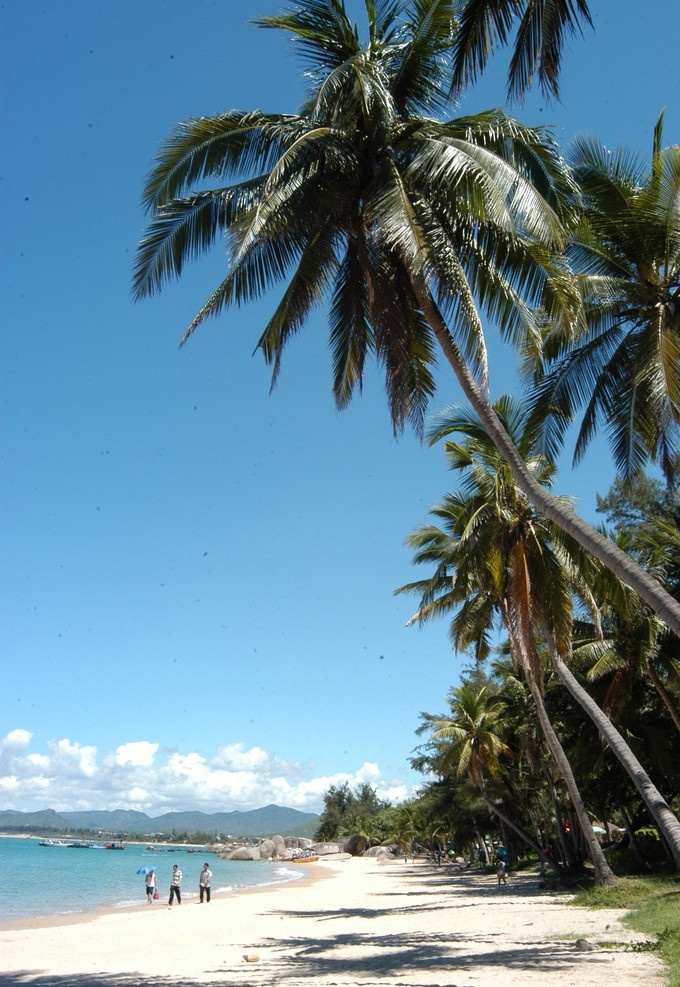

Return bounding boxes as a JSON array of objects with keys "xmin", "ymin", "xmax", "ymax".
[
  {"xmin": 228, "ymin": 846, "xmax": 261, "ymax": 861},
  {"xmin": 285, "ymin": 837, "xmax": 314, "ymax": 850},
  {"xmin": 312, "ymin": 842, "xmax": 343, "ymax": 856},
  {"xmin": 272, "ymin": 835, "xmax": 287, "ymax": 859},
  {"xmin": 258, "ymin": 839, "xmax": 276, "ymax": 860}
]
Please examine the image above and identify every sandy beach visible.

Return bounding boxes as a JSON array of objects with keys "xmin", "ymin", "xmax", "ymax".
[{"xmin": 0, "ymin": 855, "xmax": 665, "ymax": 986}]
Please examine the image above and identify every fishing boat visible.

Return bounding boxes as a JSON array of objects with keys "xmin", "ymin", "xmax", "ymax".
[{"xmin": 103, "ymin": 841, "xmax": 125, "ymax": 850}]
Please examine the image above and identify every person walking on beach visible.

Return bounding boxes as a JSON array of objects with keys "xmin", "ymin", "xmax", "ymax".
[
  {"xmin": 496, "ymin": 858, "xmax": 507, "ymax": 886},
  {"xmin": 145, "ymin": 869, "xmax": 157, "ymax": 905},
  {"xmin": 168, "ymin": 864, "xmax": 182, "ymax": 905},
  {"xmin": 199, "ymin": 862, "xmax": 212, "ymax": 903}
]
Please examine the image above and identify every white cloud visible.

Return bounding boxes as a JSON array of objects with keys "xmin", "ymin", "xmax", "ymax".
[
  {"xmin": 0, "ymin": 729, "xmax": 419, "ymax": 816},
  {"xmin": 115, "ymin": 741, "xmax": 159, "ymax": 767},
  {"xmin": 2, "ymin": 729, "xmax": 32, "ymax": 749}
]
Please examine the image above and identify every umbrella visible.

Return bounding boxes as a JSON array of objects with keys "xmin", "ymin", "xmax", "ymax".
[{"xmin": 136, "ymin": 865, "xmax": 156, "ymax": 875}]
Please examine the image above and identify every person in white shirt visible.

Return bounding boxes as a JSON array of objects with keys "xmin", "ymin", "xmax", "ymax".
[
  {"xmin": 168, "ymin": 864, "xmax": 182, "ymax": 905},
  {"xmin": 199, "ymin": 862, "xmax": 212, "ymax": 903}
]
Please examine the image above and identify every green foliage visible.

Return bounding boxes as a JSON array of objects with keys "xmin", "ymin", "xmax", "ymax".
[
  {"xmin": 596, "ymin": 461, "xmax": 680, "ymax": 534},
  {"xmin": 314, "ymin": 782, "xmax": 389, "ymax": 842}
]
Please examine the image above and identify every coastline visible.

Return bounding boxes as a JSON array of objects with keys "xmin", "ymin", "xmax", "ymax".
[
  {"xmin": 0, "ymin": 856, "xmax": 665, "ymax": 986},
  {"xmin": 0, "ymin": 833, "xmax": 312, "ymax": 925},
  {"xmin": 0, "ymin": 857, "xmax": 328, "ymax": 933}
]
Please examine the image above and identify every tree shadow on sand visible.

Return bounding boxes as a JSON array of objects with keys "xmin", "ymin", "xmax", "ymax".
[
  {"xmin": 0, "ymin": 933, "xmax": 618, "ymax": 987},
  {"xmin": 0, "ymin": 871, "xmax": 601, "ymax": 987}
]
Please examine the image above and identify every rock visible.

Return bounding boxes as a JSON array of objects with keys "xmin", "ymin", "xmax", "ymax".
[
  {"xmin": 227, "ymin": 846, "xmax": 261, "ymax": 861},
  {"xmin": 574, "ymin": 938, "xmax": 599, "ymax": 951},
  {"xmin": 312, "ymin": 842, "xmax": 343, "ymax": 856},
  {"xmin": 258, "ymin": 839, "xmax": 276, "ymax": 859},
  {"xmin": 243, "ymin": 953, "xmax": 260, "ymax": 962},
  {"xmin": 285, "ymin": 837, "xmax": 313, "ymax": 849},
  {"xmin": 272, "ymin": 835, "xmax": 287, "ymax": 858}
]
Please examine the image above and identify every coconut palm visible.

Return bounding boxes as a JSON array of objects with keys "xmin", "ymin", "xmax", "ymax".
[
  {"xmin": 419, "ymin": 683, "xmax": 562, "ymax": 871},
  {"xmin": 399, "ymin": 395, "xmax": 616, "ymax": 881},
  {"xmin": 133, "ymin": 0, "xmax": 680, "ymax": 636},
  {"xmin": 531, "ymin": 113, "xmax": 680, "ymax": 486},
  {"xmin": 451, "ymin": 0, "xmax": 593, "ymax": 104},
  {"xmin": 574, "ymin": 537, "xmax": 680, "ymax": 734},
  {"xmin": 402, "ymin": 398, "xmax": 680, "ymax": 868}
]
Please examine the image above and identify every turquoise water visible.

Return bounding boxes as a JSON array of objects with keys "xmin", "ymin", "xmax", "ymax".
[{"xmin": 0, "ymin": 837, "xmax": 304, "ymax": 924}]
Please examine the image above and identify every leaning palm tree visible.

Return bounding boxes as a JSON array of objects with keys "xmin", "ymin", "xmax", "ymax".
[
  {"xmin": 398, "ymin": 395, "xmax": 616, "ymax": 881},
  {"xmin": 450, "ymin": 0, "xmax": 593, "ymax": 104},
  {"xmin": 403, "ymin": 398, "xmax": 680, "ymax": 869},
  {"xmin": 531, "ymin": 112, "xmax": 680, "ymax": 486},
  {"xmin": 133, "ymin": 0, "xmax": 680, "ymax": 635}
]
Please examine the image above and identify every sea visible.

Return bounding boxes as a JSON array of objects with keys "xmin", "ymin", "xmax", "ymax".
[{"xmin": 0, "ymin": 836, "xmax": 306, "ymax": 925}]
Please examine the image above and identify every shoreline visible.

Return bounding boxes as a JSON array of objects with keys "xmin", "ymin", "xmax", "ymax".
[
  {"xmin": 0, "ymin": 856, "xmax": 665, "ymax": 986},
  {"xmin": 0, "ymin": 857, "xmax": 327, "ymax": 933}
]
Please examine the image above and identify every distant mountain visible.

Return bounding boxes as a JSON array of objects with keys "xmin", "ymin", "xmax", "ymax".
[
  {"xmin": 0, "ymin": 804, "xmax": 319, "ymax": 838},
  {"xmin": 0, "ymin": 808, "xmax": 71, "ymax": 829},
  {"xmin": 60, "ymin": 809, "xmax": 155, "ymax": 831}
]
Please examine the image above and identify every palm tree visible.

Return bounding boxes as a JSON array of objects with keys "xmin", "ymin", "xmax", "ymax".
[
  {"xmin": 450, "ymin": 0, "xmax": 593, "ymax": 104},
  {"xmin": 574, "ymin": 538, "xmax": 680, "ymax": 734},
  {"xmin": 133, "ymin": 0, "xmax": 680, "ymax": 636},
  {"xmin": 531, "ymin": 112, "xmax": 680, "ymax": 486},
  {"xmin": 402, "ymin": 398, "xmax": 680, "ymax": 869},
  {"xmin": 419, "ymin": 683, "xmax": 562, "ymax": 872},
  {"xmin": 399, "ymin": 395, "xmax": 616, "ymax": 881}
]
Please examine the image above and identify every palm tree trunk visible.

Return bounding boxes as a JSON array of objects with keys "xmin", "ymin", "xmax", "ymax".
[
  {"xmin": 646, "ymin": 657, "xmax": 680, "ymax": 733},
  {"xmin": 542, "ymin": 763, "xmax": 576, "ymax": 867},
  {"xmin": 412, "ymin": 281, "xmax": 680, "ymax": 637},
  {"xmin": 474, "ymin": 826, "xmax": 491, "ymax": 865},
  {"xmin": 525, "ymin": 666, "xmax": 616, "ymax": 882},
  {"xmin": 550, "ymin": 649, "xmax": 680, "ymax": 871},
  {"xmin": 503, "ymin": 601, "xmax": 617, "ymax": 883}
]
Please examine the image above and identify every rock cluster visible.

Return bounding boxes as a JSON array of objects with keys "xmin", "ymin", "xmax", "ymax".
[{"xmin": 221, "ymin": 836, "xmax": 386, "ymax": 861}]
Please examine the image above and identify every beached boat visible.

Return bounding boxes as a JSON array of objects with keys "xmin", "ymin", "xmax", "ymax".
[{"xmin": 290, "ymin": 855, "xmax": 319, "ymax": 863}]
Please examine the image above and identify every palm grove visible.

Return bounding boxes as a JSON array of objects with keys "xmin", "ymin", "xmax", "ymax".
[{"xmin": 134, "ymin": 1, "xmax": 680, "ymax": 880}]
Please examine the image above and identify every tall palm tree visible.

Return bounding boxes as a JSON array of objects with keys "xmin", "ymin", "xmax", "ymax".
[
  {"xmin": 398, "ymin": 395, "xmax": 616, "ymax": 881},
  {"xmin": 450, "ymin": 0, "xmax": 593, "ymax": 104},
  {"xmin": 531, "ymin": 113, "xmax": 680, "ymax": 485},
  {"xmin": 403, "ymin": 398, "xmax": 680, "ymax": 868},
  {"xmin": 133, "ymin": 0, "xmax": 680, "ymax": 636}
]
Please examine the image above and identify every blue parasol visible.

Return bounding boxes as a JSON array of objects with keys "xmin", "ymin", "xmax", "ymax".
[{"xmin": 136, "ymin": 865, "xmax": 156, "ymax": 875}]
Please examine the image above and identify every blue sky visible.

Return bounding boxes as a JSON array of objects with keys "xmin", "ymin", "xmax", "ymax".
[{"xmin": 1, "ymin": 0, "xmax": 678, "ymax": 817}]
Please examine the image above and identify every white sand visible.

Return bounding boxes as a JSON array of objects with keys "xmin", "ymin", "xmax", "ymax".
[{"xmin": 0, "ymin": 856, "xmax": 665, "ymax": 986}]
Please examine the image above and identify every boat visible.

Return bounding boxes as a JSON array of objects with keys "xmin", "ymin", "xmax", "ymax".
[
  {"xmin": 67, "ymin": 840, "xmax": 96, "ymax": 848},
  {"xmin": 289, "ymin": 855, "xmax": 319, "ymax": 863},
  {"xmin": 103, "ymin": 841, "xmax": 125, "ymax": 850},
  {"xmin": 38, "ymin": 839, "xmax": 69, "ymax": 847}
]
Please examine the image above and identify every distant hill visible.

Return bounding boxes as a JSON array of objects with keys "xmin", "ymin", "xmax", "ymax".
[
  {"xmin": 0, "ymin": 808, "xmax": 71, "ymax": 830},
  {"xmin": 0, "ymin": 804, "xmax": 319, "ymax": 838}
]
